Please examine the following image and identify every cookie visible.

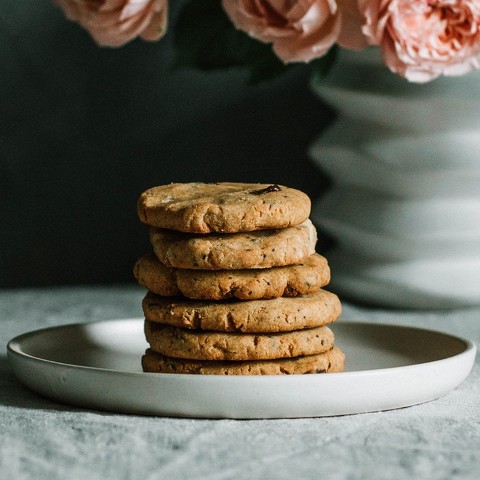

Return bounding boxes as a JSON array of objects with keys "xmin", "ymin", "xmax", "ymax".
[
  {"xmin": 150, "ymin": 219, "xmax": 317, "ymax": 270},
  {"xmin": 137, "ymin": 182, "xmax": 311, "ymax": 233},
  {"xmin": 142, "ymin": 347, "xmax": 345, "ymax": 375},
  {"xmin": 144, "ymin": 321, "xmax": 335, "ymax": 361},
  {"xmin": 134, "ymin": 253, "xmax": 330, "ymax": 300},
  {"xmin": 133, "ymin": 253, "xmax": 181, "ymax": 297},
  {"xmin": 142, "ymin": 289, "xmax": 341, "ymax": 333}
]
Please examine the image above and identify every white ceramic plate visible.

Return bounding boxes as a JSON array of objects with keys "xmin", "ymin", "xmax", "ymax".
[{"xmin": 7, "ymin": 319, "xmax": 476, "ymax": 419}]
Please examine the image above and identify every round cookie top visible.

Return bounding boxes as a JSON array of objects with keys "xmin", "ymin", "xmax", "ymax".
[
  {"xmin": 144, "ymin": 321, "xmax": 335, "ymax": 361},
  {"xmin": 137, "ymin": 182, "xmax": 311, "ymax": 233},
  {"xmin": 150, "ymin": 219, "xmax": 317, "ymax": 270},
  {"xmin": 134, "ymin": 252, "xmax": 331, "ymax": 300},
  {"xmin": 142, "ymin": 289, "xmax": 341, "ymax": 333}
]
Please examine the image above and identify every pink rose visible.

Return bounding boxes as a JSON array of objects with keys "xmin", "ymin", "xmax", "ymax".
[
  {"xmin": 358, "ymin": 0, "xmax": 480, "ymax": 82},
  {"xmin": 54, "ymin": 0, "xmax": 169, "ymax": 47},
  {"xmin": 221, "ymin": 0, "xmax": 366, "ymax": 63}
]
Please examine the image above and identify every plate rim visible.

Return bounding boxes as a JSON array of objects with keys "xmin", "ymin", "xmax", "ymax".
[{"xmin": 6, "ymin": 317, "xmax": 477, "ymax": 379}]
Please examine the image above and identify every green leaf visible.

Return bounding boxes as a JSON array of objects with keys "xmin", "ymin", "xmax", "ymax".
[
  {"xmin": 243, "ymin": 39, "xmax": 294, "ymax": 84},
  {"xmin": 310, "ymin": 46, "xmax": 338, "ymax": 84},
  {"xmin": 173, "ymin": 0, "xmax": 291, "ymax": 83},
  {"xmin": 173, "ymin": 0, "xmax": 245, "ymax": 70}
]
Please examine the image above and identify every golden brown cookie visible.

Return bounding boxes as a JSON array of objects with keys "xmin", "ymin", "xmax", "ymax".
[
  {"xmin": 133, "ymin": 253, "xmax": 180, "ymax": 297},
  {"xmin": 142, "ymin": 347, "xmax": 345, "ymax": 375},
  {"xmin": 134, "ymin": 253, "xmax": 330, "ymax": 300},
  {"xmin": 137, "ymin": 182, "xmax": 311, "ymax": 233},
  {"xmin": 133, "ymin": 253, "xmax": 181, "ymax": 297},
  {"xmin": 142, "ymin": 289, "xmax": 341, "ymax": 333},
  {"xmin": 144, "ymin": 321, "xmax": 335, "ymax": 361},
  {"xmin": 149, "ymin": 219, "xmax": 317, "ymax": 270}
]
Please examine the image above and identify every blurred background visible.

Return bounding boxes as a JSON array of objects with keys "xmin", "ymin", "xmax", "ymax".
[{"xmin": 0, "ymin": 0, "xmax": 333, "ymax": 288}]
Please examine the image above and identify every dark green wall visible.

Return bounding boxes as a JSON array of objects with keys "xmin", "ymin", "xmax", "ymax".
[{"xmin": 0, "ymin": 1, "xmax": 332, "ymax": 287}]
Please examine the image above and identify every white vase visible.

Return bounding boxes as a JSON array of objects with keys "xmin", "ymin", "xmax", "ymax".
[{"xmin": 309, "ymin": 48, "xmax": 480, "ymax": 309}]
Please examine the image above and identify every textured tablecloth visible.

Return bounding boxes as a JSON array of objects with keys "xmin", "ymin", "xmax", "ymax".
[{"xmin": 1, "ymin": 286, "xmax": 479, "ymax": 479}]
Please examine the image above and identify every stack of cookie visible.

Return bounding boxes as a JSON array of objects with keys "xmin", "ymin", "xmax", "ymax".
[{"xmin": 135, "ymin": 182, "xmax": 344, "ymax": 375}]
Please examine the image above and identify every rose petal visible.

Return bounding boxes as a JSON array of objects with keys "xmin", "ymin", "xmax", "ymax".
[
  {"xmin": 358, "ymin": 0, "xmax": 480, "ymax": 82},
  {"xmin": 222, "ymin": 0, "xmax": 345, "ymax": 63},
  {"xmin": 54, "ymin": 0, "xmax": 168, "ymax": 47}
]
